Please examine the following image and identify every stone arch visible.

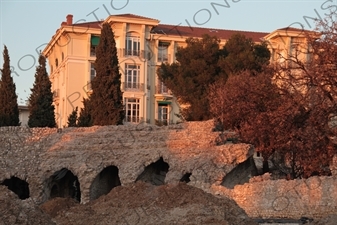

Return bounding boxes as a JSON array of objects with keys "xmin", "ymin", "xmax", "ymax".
[
  {"xmin": 1, "ymin": 176, "xmax": 30, "ymax": 199},
  {"xmin": 89, "ymin": 166, "xmax": 121, "ymax": 201},
  {"xmin": 221, "ymin": 156, "xmax": 258, "ymax": 189},
  {"xmin": 136, "ymin": 157, "xmax": 169, "ymax": 186},
  {"xmin": 46, "ymin": 168, "xmax": 81, "ymax": 202}
]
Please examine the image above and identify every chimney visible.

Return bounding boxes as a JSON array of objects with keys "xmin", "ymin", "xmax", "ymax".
[{"xmin": 66, "ymin": 14, "xmax": 73, "ymax": 25}]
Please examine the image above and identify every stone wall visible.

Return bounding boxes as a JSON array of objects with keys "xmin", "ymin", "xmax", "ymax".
[
  {"xmin": 0, "ymin": 121, "xmax": 253, "ymax": 204},
  {"xmin": 1, "ymin": 120, "xmax": 336, "ymax": 220},
  {"xmin": 211, "ymin": 175, "xmax": 337, "ymax": 219}
]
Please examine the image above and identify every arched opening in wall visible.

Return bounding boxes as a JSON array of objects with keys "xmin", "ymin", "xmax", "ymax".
[
  {"xmin": 47, "ymin": 168, "xmax": 81, "ymax": 202},
  {"xmin": 89, "ymin": 166, "xmax": 121, "ymax": 201},
  {"xmin": 180, "ymin": 173, "xmax": 192, "ymax": 183},
  {"xmin": 1, "ymin": 176, "xmax": 30, "ymax": 199},
  {"xmin": 136, "ymin": 157, "xmax": 170, "ymax": 186},
  {"xmin": 221, "ymin": 156, "xmax": 258, "ymax": 189}
]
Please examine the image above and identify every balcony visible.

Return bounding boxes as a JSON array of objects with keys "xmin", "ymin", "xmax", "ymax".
[
  {"xmin": 124, "ymin": 49, "xmax": 140, "ymax": 57},
  {"xmin": 125, "ymin": 116, "xmax": 145, "ymax": 124},
  {"xmin": 155, "ymin": 119, "xmax": 174, "ymax": 126},
  {"xmin": 157, "ymin": 54, "xmax": 170, "ymax": 63},
  {"xmin": 155, "ymin": 84, "xmax": 172, "ymax": 95},
  {"xmin": 119, "ymin": 49, "xmax": 152, "ymax": 61},
  {"xmin": 122, "ymin": 82, "xmax": 144, "ymax": 92},
  {"xmin": 53, "ymin": 89, "xmax": 60, "ymax": 100}
]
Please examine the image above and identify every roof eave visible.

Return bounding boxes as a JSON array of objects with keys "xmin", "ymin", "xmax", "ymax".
[
  {"xmin": 104, "ymin": 15, "xmax": 160, "ymax": 26},
  {"xmin": 42, "ymin": 25, "xmax": 101, "ymax": 57}
]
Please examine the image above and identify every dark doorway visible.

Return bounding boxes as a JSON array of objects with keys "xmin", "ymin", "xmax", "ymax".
[
  {"xmin": 136, "ymin": 157, "xmax": 170, "ymax": 186},
  {"xmin": 48, "ymin": 168, "xmax": 81, "ymax": 202},
  {"xmin": 1, "ymin": 176, "xmax": 30, "ymax": 199},
  {"xmin": 221, "ymin": 156, "xmax": 258, "ymax": 189},
  {"xmin": 89, "ymin": 166, "xmax": 121, "ymax": 201}
]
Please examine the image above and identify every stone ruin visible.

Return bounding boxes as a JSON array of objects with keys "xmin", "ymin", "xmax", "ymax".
[{"xmin": 0, "ymin": 120, "xmax": 336, "ymax": 221}]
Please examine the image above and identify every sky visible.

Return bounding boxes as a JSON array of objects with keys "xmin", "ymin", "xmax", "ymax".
[{"xmin": 1, "ymin": 0, "xmax": 337, "ymax": 105}]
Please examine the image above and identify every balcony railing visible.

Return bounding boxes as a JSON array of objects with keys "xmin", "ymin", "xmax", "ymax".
[
  {"xmin": 122, "ymin": 82, "xmax": 144, "ymax": 92},
  {"xmin": 157, "ymin": 54, "xmax": 170, "ymax": 63},
  {"xmin": 53, "ymin": 89, "xmax": 60, "ymax": 100},
  {"xmin": 155, "ymin": 119, "xmax": 174, "ymax": 126},
  {"xmin": 155, "ymin": 84, "xmax": 172, "ymax": 95},
  {"xmin": 125, "ymin": 116, "xmax": 143, "ymax": 123},
  {"xmin": 119, "ymin": 49, "xmax": 152, "ymax": 61},
  {"xmin": 124, "ymin": 49, "xmax": 140, "ymax": 57}
]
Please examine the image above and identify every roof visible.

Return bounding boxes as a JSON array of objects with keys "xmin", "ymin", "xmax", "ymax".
[
  {"xmin": 264, "ymin": 26, "xmax": 319, "ymax": 40},
  {"xmin": 66, "ymin": 14, "xmax": 270, "ymax": 42},
  {"xmin": 113, "ymin": 13, "xmax": 159, "ymax": 21},
  {"xmin": 71, "ymin": 21, "xmax": 102, "ymax": 29},
  {"xmin": 278, "ymin": 27, "xmax": 308, "ymax": 32},
  {"xmin": 151, "ymin": 24, "xmax": 269, "ymax": 42}
]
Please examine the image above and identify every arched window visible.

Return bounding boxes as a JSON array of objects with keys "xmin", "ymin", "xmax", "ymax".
[
  {"xmin": 61, "ymin": 52, "xmax": 64, "ymax": 61},
  {"xmin": 55, "ymin": 58, "xmax": 58, "ymax": 67}
]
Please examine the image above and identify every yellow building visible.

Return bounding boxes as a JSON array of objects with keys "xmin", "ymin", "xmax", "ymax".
[{"xmin": 43, "ymin": 14, "xmax": 307, "ymax": 128}]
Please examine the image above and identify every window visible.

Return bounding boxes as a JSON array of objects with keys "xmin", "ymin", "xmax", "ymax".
[
  {"xmin": 125, "ymin": 64, "xmax": 140, "ymax": 89},
  {"xmin": 90, "ymin": 35, "xmax": 100, "ymax": 56},
  {"xmin": 61, "ymin": 52, "xmax": 64, "ymax": 61},
  {"xmin": 88, "ymin": 62, "xmax": 96, "ymax": 90},
  {"xmin": 158, "ymin": 103, "xmax": 169, "ymax": 124},
  {"xmin": 156, "ymin": 78, "xmax": 169, "ymax": 94},
  {"xmin": 125, "ymin": 34, "xmax": 140, "ymax": 56},
  {"xmin": 90, "ymin": 63, "xmax": 96, "ymax": 81},
  {"xmin": 125, "ymin": 98, "xmax": 140, "ymax": 123},
  {"xmin": 158, "ymin": 42, "xmax": 169, "ymax": 62},
  {"xmin": 51, "ymin": 65, "xmax": 53, "ymax": 74},
  {"xmin": 55, "ymin": 58, "xmax": 58, "ymax": 67}
]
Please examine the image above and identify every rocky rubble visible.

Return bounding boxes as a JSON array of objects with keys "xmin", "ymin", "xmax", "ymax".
[
  {"xmin": 0, "ymin": 186, "xmax": 55, "ymax": 225},
  {"xmin": 40, "ymin": 182, "xmax": 257, "ymax": 225},
  {"xmin": 1, "ymin": 182, "xmax": 257, "ymax": 225}
]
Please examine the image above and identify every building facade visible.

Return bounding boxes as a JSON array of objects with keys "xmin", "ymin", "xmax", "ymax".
[
  {"xmin": 18, "ymin": 105, "xmax": 29, "ymax": 126},
  {"xmin": 43, "ymin": 14, "xmax": 308, "ymax": 128}
]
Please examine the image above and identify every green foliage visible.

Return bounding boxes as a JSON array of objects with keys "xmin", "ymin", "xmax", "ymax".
[
  {"xmin": 67, "ymin": 106, "xmax": 78, "ymax": 127},
  {"xmin": 0, "ymin": 46, "xmax": 20, "ymax": 126},
  {"xmin": 28, "ymin": 55, "xmax": 56, "ymax": 128},
  {"xmin": 89, "ymin": 23, "xmax": 125, "ymax": 125},
  {"xmin": 158, "ymin": 34, "xmax": 222, "ymax": 121},
  {"xmin": 220, "ymin": 33, "xmax": 270, "ymax": 75},
  {"xmin": 77, "ymin": 98, "xmax": 92, "ymax": 127},
  {"xmin": 158, "ymin": 33, "xmax": 270, "ymax": 121}
]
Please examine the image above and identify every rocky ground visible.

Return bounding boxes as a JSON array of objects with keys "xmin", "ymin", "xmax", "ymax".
[
  {"xmin": 2, "ymin": 181, "xmax": 337, "ymax": 225},
  {"xmin": 1, "ymin": 182, "xmax": 257, "ymax": 225}
]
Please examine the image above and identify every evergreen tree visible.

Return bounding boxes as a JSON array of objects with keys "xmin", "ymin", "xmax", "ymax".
[
  {"xmin": 77, "ymin": 98, "xmax": 92, "ymax": 127},
  {"xmin": 28, "ymin": 54, "xmax": 56, "ymax": 128},
  {"xmin": 158, "ymin": 34, "xmax": 270, "ymax": 121},
  {"xmin": 89, "ymin": 23, "xmax": 124, "ymax": 125},
  {"xmin": 67, "ymin": 106, "xmax": 78, "ymax": 127},
  {"xmin": 158, "ymin": 34, "xmax": 222, "ymax": 121},
  {"xmin": 220, "ymin": 33, "xmax": 270, "ymax": 75},
  {"xmin": 0, "ymin": 45, "xmax": 20, "ymax": 126}
]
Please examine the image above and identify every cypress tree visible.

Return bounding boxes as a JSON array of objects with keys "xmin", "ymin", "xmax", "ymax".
[
  {"xmin": 77, "ymin": 98, "xmax": 92, "ymax": 127},
  {"xmin": 67, "ymin": 106, "xmax": 78, "ymax": 127},
  {"xmin": 28, "ymin": 54, "xmax": 56, "ymax": 128},
  {"xmin": 90, "ymin": 23, "xmax": 125, "ymax": 125},
  {"xmin": 0, "ymin": 45, "xmax": 20, "ymax": 126}
]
